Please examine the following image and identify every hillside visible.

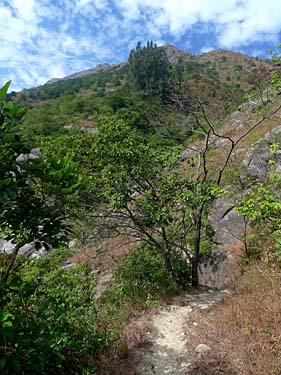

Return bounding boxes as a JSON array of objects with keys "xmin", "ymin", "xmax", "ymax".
[
  {"xmin": 10, "ymin": 46, "xmax": 270, "ymax": 103},
  {"xmin": 7, "ymin": 45, "xmax": 272, "ymax": 149},
  {"xmin": 1, "ymin": 43, "xmax": 281, "ymax": 375}
]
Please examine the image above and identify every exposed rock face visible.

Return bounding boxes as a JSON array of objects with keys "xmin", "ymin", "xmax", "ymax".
[
  {"xmin": 63, "ymin": 125, "xmax": 98, "ymax": 134},
  {"xmin": 200, "ymin": 126, "xmax": 281, "ymax": 288},
  {"xmin": 199, "ymin": 246, "xmax": 242, "ymax": 289},
  {"xmin": 208, "ymin": 197, "xmax": 246, "ymax": 245},
  {"xmin": 0, "ymin": 240, "xmax": 14, "ymax": 253},
  {"xmin": 245, "ymin": 125, "xmax": 281, "ymax": 182},
  {"xmin": 160, "ymin": 44, "xmax": 191, "ymax": 63},
  {"xmin": 199, "ymin": 197, "xmax": 245, "ymax": 289}
]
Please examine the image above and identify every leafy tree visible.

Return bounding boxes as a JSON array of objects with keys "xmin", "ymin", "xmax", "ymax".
[
  {"xmin": 0, "ymin": 81, "xmax": 89, "ymax": 289},
  {"xmin": 128, "ymin": 41, "xmax": 170, "ymax": 98},
  {"xmin": 91, "ymin": 72, "xmax": 281, "ymax": 286},
  {"xmin": 89, "ymin": 118, "xmax": 220, "ymax": 286},
  {"xmin": 0, "ymin": 83, "xmax": 103, "ymax": 374}
]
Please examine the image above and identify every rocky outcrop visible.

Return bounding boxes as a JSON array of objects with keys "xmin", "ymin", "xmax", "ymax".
[
  {"xmin": 200, "ymin": 126, "xmax": 281, "ymax": 288},
  {"xmin": 245, "ymin": 125, "xmax": 281, "ymax": 181},
  {"xmin": 208, "ymin": 197, "xmax": 246, "ymax": 245},
  {"xmin": 199, "ymin": 196, "xmax": 245, "ymax": 289},
  {"xmin": 199, "ymin": 245, "xmax": 242, "ymax": 289},
  {"xmin": 161, "ymin": 44, "xmax": 191, "ymax": 63},
  {"xmin": 16, "ymin": 148, "xmax": 41, "ymax": 163},
  {"xmin": 63, "ymin": 125, "xmax": 98, "ymax": 134}
]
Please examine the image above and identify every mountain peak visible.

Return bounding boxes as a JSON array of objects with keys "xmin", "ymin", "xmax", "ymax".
[{"xmin": 160, "ymin": 44, "xmax": 192, "ymax": 63}]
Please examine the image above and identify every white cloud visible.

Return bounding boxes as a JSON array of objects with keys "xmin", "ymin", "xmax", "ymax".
[
  {"xmin": 116, "ymin": 0, "xmax": 281, "ymax": 45},
  {"xmin": 200, "ymin": 47, "xmax": 214, "ymax": 54},
  {"xmin": 1, "ymin": 0, "xmax": 281, "ymax": 90},
  {"xmin": 11, "ymin": 0, "xmax": 37, "ymax": 22},
  {"xmin": 216, "ymin": 0, "xmax": 281, "ymax": 47},
  {"xmin": 0, "ymin": 0, "xmax": 116, "ymax": 90}
]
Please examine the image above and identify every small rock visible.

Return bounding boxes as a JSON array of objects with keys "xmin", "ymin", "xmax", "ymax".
[
  {"xmin": 68, "ymin": 239, "xmax": 80, "ymax": 249},
  {"xmin": 195, "ymin": 344, "xmax": 212, "ymax": 355},
  {"xmin": 181, "ymin": 362, "xmax": 191, "ymax": 368},
  {"xmin": 180, "ymin": 150, "xmax": 190, "ymax": 161},
  {"xmin": 199, "ymin": 304, "xmax": 210, "ymax": 310},
  {"xmin": 62, "ymin": 262, "xmax": 75, "ymax": 269}
]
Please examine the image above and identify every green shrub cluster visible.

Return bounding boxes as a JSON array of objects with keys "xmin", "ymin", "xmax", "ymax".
[
  {"xmin": 0, "ymin": 250, "xmax": 105, "ymax": 375},
  {"xmin": 117, "ymin": 245, "xmax": 190, "ymax": 296}
]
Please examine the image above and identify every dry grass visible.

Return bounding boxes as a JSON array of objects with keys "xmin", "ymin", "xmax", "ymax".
[
  {"xmin": 69, "ymin": 235, "xmax": 136, "ymax": 272},
  {"xmin": 185, "ymin": 264, "xmax": 281, "ymax": 375}
]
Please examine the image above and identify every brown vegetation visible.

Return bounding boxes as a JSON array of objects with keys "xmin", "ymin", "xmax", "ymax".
[{"xmin": 185, "ymin": 264, "xmax": 281, "ymax": 375}]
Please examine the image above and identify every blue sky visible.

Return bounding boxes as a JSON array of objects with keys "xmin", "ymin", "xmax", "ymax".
[{"xmin": 1, "ymin": 0, "xmax": 281, "ymax": 91}]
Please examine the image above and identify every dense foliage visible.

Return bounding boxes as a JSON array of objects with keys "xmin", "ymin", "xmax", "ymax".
[
  {"xmin": 0, "ymin": 82, "xmax": 89, "ymax": 290},
  {"xmin": 0, "ymin": 250, "xmax": 103, "ymax": 375},
  {"xmin": 128, "ymin": 41, "xmax": 170, "ymax": 98},
  {"xmin": 0, "ymin": 83, "xmax": 94, "ymax": 374}
]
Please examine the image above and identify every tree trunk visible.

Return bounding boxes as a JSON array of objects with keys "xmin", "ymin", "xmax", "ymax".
[
  {"xmin": 191, "ymin": 208, "xmax": 203, "ymax": 287},
  {"xmin": 162, "ymin": 250, "xmax": 177, "ymax": 285},
  {"xmin": 161, "ymin": 227, "xmax": 178, "ymax": 285}
]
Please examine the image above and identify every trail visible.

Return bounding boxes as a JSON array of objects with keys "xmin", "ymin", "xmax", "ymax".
[{"xmin": 134, "ymin": 290, "xmax": 228, "ymax": 375}]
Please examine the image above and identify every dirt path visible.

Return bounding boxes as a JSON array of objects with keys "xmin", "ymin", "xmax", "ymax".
[{"xmin": 134, "ymin": 290, "xmax": 228, "ymax": 375}]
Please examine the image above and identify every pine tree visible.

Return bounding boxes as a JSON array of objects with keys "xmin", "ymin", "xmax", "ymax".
[{"xmin": 128, "ymin": 41, "xmax": 170, "ymax": 98}]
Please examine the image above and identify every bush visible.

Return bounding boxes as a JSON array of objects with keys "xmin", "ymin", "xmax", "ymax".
[
  {"xmin": 0, "ymin": 250, "xmax": 105, "ymax": 375},
  {"xmin": 117, "ymin": 245, "xmax": 190, "ymax": 296}
]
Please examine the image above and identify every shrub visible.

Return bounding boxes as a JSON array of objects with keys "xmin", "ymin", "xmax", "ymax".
[
  {"xmin": 0, "ymin": 250, "xmax": 105, "ymax": 375},
  {"xmin": 117, "ymin": 245, "xmax": 190, "ymax": 296}
]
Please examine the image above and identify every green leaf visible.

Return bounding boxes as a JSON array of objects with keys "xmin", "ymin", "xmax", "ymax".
[
  {"xmin": 0, "ymin": 310, "xmax": 12, "ymax": 322},
  {"xmin": 0, "ymin": 311, "xmax": 13, "ymax": 327},
  {"xmin": 2, "ymin": 320, "xmax": 12, "ymax": 327},
  {"xmin": 0, "ymin": 81, "xmax": 11, "ymax": 101}
]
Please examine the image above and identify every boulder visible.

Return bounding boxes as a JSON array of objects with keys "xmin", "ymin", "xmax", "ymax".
[
  {"xmin": 199, "ymin": 246, "xmax": 242, "ymax": 289},
  {"xmin": 195, "ymin": 344, "xmax": 212, "ymax": 355},
  {"xmin": 180, "ymin": 150, "xmax": 191, "ymax": 161},
  {"xmin": 63, "ymin": 125, "xmax": 98, "ymax": 134},
  {"xmin": 200, "ymin": 126, "xmax": 281, "ymax": 288},
  {"xmin": 19, "ymin": 243, "xmax": 37, "ymax": 256},
  {"xmin": 0, "ymin": 240, "xmax": 14, "ymax": 254},
  {"xmin": 16, "ymin": 148, "xmax": 41, "ymax": 163},
  {"xmin": 199, "ymin": 196, "xmax": 245, "ymax": 288},
  {"xmin": 245, "ymin": 125, "xmax": 281, "ymax": 182},
  {"xmin": 0, "ymin": 240, "xmax": 47, "ymax": 258},
  {"xmin": 208, "ymin": 196, "xmax": 246, "ymax": 245}
]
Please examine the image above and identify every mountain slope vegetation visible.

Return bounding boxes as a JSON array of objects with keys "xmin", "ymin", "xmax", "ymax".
[
  {"xmin": 8, "ymin": 44, "xmax": 270, "ymax": 144},
  {"xmin": 1, "ymin": 42, "xmax": 281, "ymax": 374}
]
